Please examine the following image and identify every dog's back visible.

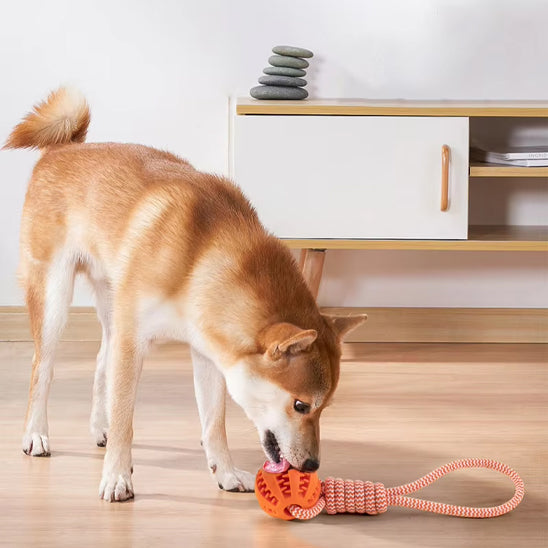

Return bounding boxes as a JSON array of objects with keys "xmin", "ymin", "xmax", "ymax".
[{"xmin": 7, "ymin": 90, "xmax": 269, "ymax": 309}]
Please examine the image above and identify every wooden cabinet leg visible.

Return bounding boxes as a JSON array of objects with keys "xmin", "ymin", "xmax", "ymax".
[
  {"xmin": 298, "ymin": 249, "xmax": 308, "ymax": 272},
  {"xmin": 299, "ymin": 249, "xmax": 326, "ymax": 300}
]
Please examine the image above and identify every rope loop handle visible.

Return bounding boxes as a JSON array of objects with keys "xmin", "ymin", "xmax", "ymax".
[{"xmin": 288, "ymin": 458, "xmax": 524, "ymax": 520}]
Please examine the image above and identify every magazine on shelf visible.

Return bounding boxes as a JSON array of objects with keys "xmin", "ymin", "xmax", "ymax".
[{"xmin": 471, "ymin": 146, "xmax": 548, "ymax": 167}]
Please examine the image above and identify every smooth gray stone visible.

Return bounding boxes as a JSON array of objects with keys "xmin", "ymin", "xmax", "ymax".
[
  {"xmin": 269, "ymin": 55, "xmax": 309, "ymax": 69},
  {"xmin": 272, "ymin": 45, "xmax": 313, "ymax": 58},
  {"xmin": 258, "ymin": 75, "xmax": 307, "ymax": 87},
  {"xmin": 250, "ymin": 85, "xmax": 308, "ymax": 100},
  {"xmin": 263, "ymin": 66, "xmax": 306, "ymax": 77}
]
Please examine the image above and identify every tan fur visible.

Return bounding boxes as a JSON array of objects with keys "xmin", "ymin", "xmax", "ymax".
[{"xmin": 5, "ymin": 87, "xmax": 366, "ymax": 500}]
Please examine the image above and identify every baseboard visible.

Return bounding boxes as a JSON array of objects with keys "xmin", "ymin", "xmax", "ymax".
[
  {"xmin": 322, "ymin": 307, "xmax": 548, "ymax": 343},
  {"xmin": 1, "ymin": 306, "xmax": 546, "ymax": 344},
  {"xmin": 0, "ymin": 307, "xmax": 101, "ymax": 342}
]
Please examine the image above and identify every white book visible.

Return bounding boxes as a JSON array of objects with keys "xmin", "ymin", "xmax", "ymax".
[
  {"xmin": 473, "ymin": 157, "xmax": 548, "ymax": 167},
  {"xmin": 471, "ymin": 146, "xmax": 548, "ymax": 162}
]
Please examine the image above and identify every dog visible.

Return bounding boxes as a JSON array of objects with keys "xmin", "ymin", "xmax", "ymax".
[{"xmin": 4, "ymin": 87, "xmax": 366, "ymax": 501}]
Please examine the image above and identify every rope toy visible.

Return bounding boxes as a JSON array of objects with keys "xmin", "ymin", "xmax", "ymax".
[{"xmin": 255, "ymin": 458, "xmax": 524, "ymax": 521}]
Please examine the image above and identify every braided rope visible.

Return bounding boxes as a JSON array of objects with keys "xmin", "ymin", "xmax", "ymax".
[{"xmin": 288, "ymin": 458, "xmax": 524, "ymax": 520}]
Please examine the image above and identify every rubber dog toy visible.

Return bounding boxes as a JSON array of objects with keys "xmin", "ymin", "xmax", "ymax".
[{"xmin": 255, "ymin": 458, "xmax": 524, "ymax": 521}]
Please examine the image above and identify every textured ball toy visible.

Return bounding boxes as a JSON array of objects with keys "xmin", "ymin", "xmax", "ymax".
[{"xmin": 255, "ymin": 458, "xmax": 524, "ymax": 521}]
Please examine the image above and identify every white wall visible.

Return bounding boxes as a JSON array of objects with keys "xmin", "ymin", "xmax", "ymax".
[{"xmin": 0, "ymin": 0, "xmax": 547, "ymax": 307}]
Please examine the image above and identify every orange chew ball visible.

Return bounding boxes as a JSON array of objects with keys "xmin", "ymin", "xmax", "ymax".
[{"xmin": 255, "ymin": 468, "xmax": 322, "ymax": 520}]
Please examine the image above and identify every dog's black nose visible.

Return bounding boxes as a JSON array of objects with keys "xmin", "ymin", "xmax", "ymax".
[{"xmin": 302, "ymin": 458, "xmax": 320, "ymax": 472}]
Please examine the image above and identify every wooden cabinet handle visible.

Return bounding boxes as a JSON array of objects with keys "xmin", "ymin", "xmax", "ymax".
[{"xmin": 441, "ymin": 145, "xmax": 450, "ymax": 211}]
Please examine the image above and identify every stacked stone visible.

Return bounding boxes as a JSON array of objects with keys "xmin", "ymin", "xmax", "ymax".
[{"xmin": 250, "ymin": 45, "xmax": 313, "ymax": 100}]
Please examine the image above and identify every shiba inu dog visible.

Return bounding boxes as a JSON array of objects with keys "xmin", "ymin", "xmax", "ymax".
[{"xmin": 4, "ymin": 87, "xmax": 366, "ymax": 501}]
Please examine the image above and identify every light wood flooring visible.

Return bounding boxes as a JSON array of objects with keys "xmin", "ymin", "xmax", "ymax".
[{"xmin": 0, "ymin": 341, "xmax": 546, "ymax": 547}]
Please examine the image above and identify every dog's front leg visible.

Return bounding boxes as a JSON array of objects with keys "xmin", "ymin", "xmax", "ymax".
[
  {"xmin": 191, "ymin": 348, "xmax": 255, "ymax": 492},
  {"xmin": 99, "ymin": 331, "xmax": 143, "ymax": 502}
]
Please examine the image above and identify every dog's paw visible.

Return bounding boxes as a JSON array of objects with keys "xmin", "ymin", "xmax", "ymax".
[
  {"xmin": 99, "ymin": 471, "xmax": 134, "ymax": 502},
  {"xmin": 216, "ymin": 468, "xmax": 256, "ymax": 493},
  {"xmin": 22, "ymin": 432, "xmax": 50, "ymax": 457}
]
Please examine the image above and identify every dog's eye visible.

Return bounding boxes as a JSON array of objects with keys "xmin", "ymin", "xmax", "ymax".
[{"xmin": 293, "ymin": 400, "xmax": 311, "ymax": 414}]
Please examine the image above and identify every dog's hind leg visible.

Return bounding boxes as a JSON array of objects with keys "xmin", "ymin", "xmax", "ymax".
[
  {"xmin": 22, "ymin": 254, "xmax": 76, "ymax": 456},
  {"xmin": 191, "ymin": 348, "xmax": 255, "ymax": 492},
  {"xmin": 89, "ymin": 277, "xmax": 112, "ymax": 447}
]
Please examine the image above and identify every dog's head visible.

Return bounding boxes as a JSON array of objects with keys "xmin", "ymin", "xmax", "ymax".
[{"xmin": 224, "ymin": 314, "xmax": 366, "ymax": 472}]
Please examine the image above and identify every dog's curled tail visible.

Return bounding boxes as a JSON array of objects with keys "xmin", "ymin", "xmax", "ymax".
[{"xmin": 3, "ymin": 87, "xmax": 90, "ymax": 150}]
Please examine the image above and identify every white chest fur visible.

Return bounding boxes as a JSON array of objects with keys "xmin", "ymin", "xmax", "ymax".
[{"xmin": 137, "ymin": 296, "xmax": 210, "ymax": 356}]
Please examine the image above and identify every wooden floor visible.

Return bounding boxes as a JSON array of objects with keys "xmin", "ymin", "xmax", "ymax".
[{"xmin": 0, "ymin": 341, "xmax": 546, "ymax": 547}]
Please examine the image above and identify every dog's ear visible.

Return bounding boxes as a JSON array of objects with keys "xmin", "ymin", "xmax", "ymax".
[
  {"xmin": 322, "ymin": 314, "xmax": 367, "ymax": 339},
  {"xmin": 261, "ymin": 322, "xmax": 318, "ymax": 361}
]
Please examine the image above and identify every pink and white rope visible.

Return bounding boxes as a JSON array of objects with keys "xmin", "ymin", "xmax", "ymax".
[{"xmin": 288, "ymin": 458, "xmax": 525, "ymax": 520}]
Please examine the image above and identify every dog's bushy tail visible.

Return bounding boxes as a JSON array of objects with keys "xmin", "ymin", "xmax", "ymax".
[{"xmin": 3, "ymin": 87, "xmax": 90, "ymax": 150}]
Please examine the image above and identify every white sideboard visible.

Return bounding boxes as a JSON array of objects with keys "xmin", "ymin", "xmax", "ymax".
[{"xmin": 233, "ymin": 99, "xmax": 547, "ymax": 252}]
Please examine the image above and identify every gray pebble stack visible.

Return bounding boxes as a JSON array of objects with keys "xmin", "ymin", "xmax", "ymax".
[{"xmin": 250, "ymin": 45, "xmax": 313, "ymax": 100}]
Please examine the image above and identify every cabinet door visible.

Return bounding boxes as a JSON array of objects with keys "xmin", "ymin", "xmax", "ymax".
[{"xmin": 233, "ymin": 115, "xmax": 469, "ymax": 239}]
